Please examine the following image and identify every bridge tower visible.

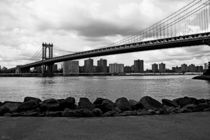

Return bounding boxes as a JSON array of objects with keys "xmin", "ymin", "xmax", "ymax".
[{"xmin": 42, "ymin": 43, "xmax": 54, "ymax": 76}]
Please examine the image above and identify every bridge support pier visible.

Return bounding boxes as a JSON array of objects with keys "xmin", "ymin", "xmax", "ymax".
[{"xmin": 41, "ymin": 43, "xmax": 54, "ymax": 77}]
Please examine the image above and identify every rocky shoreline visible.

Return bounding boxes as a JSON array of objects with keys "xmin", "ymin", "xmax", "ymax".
[{"xmin": 0, "ymin": 96, "xmax": 210, "ymax": 117}]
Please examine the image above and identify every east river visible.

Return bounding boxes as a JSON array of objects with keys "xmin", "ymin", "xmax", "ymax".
[{"xmin": 0, "ymin": 75, "xmax": 210, "ymax": 102}]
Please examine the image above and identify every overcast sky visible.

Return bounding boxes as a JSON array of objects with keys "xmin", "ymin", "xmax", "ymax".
[{"xmin": 0, "ymin": 0, "xmax": 210, "ymax": 69}]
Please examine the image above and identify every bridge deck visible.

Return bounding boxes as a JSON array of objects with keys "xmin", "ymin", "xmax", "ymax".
[{"xmin": 19, "ymin": 32, "xmax": 210, "ymax": 69}]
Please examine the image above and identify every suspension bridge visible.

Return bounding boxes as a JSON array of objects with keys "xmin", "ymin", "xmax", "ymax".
[{"xmin": 10, "ymin": 0, "xmax": 210, "ymax": 75}]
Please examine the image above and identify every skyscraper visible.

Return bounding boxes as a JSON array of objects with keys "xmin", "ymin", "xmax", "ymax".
[
  {"xmin": 152, "ymin": 63, "xmax": 158, "ymax": 73},
  {"xmin": 63, "ymin": 60, "xmax": 79, "ymax": 75},
  {"xmin": 109, "ymin": 63, "xmax": 124, "ymax": 74},
  {"xmin": 84, "ymin": 58, "xmax": 94, "ymax": 73},
  {"xmin": 97, "ymin": 59, "xmax": 107, "ymax": 73},
  {"xmin": 134, "ymin": 59, "xmax": 144, "ymax": 73},
  {"xmin": 159, "ymin": 63, "xmax": 166, "ymax": 73}
]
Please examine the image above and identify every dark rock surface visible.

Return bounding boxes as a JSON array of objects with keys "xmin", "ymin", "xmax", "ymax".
[
  {"xmin": 115, "ymin": 97, "xmax": 131, "ymax": 111},
  {"xmin": 0, "ymin": 96, "xmax": 210, "ymax": 117},
  {"xmin": 139, "ymin": 96, "xmax": 162, "ymax": 110},
  {"xmin": 162, "ymin": 99, "xmax": 178, "ymax": 107},
  {"xmin": 173, "ymin": 97, "xmax": 198, "ymax": 107},
  {"xmin": 78, "ymin": 98, "xmax": 94, "ymax": 110}
]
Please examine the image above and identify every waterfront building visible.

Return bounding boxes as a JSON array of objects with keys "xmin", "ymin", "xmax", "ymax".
[
  {"xmin": 63, "ymin": 60, "xmax": 79, "ymax": 75},
  {"xmin": 159, "ymin": 63, "xmax": 166, "ymax": 73},
  {"xmin": 134, "ymin": 59, "xmax": 144, "ymax": 73},
  {"xmin": 152, "ymin": 63, "xmax": 158, "ymax": 73},
  {"xmin": 84, "ymin": 58, "xmax": 94, "ymax": 73},
  {"xmin": 97, "ymin": 59, "xmax": 107, "ymax": 73},
  {"xmin": 181, "ymin": 64, "xmax": 188, "ymax": 73},
  {"xmin": 204, "ymin": 63, "xmax": 208, "ymax": 70},
  {"xmin": 124, "ymin": 66, "xmax": 132, "ymax": 73},
  {"xmin": 109, "ymin": 63, "xmax": 124, "ymax": 74}
]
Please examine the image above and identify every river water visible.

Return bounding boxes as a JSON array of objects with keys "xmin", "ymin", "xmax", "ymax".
[{"xmin": 0, "ymin": 75, "xmax": 210, "ymax": 102}]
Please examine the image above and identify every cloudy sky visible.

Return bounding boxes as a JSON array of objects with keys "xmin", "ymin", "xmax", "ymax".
[{"xmin": 0, "ymin": 0, "xmax": 210, "ymax": 69}]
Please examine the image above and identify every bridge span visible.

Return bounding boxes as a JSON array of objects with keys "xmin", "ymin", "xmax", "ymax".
[{"xmin": 19, "ymin": 32, "xmax": 210, "ymax": 70}]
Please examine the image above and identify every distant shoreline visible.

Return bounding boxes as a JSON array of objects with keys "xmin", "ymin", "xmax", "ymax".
[{"xmin": 0, "ymin": 72, "xmax": 203, "ymax": 77}]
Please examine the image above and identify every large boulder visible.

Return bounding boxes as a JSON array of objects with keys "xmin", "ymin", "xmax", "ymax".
[
  {"xmin": 17, "ymin": 100, "xmax": 40, "ymax": 112},
  {"xmin": 92, "ymin": 108, "xmax": 103, "ymax": 117},
  {"xmin": 100, "ymin": 99, "xmax": 115, "ymax": 113},
  {"xmin": 24, "ymin": 97, "xmax": 41, "ymax": 103},
  {"xmin": 115, "ymin": 97, "xmax": 131, "ymax": 111},
  {"xmin": 58, "ymin": 97, "xmax": 76, "ymax": 110},
  {"xmin": 173, "ymin": 97, "xmax": 198, "ymax": 107},
  {"xmin": 93, "ymin": 98, "xmax": 105, "ymax": 108},
  {"xmin": 1, "ymin": 101, "xmax": 22, "ymax": 112},
  {"xmin": 78, "ymin": 98, "xmax": 94, "ymax": 110},
  {"xmin": 129, "ymin": 99, "xmax": 144, "ymax": 110},
  {"xmin": 162, "ymin": 99, "xmax": 178, "ymax": 107},
  {"xmin": 40, "ymin": 98, "xmax": 60, "ymax": 111},
  {"xmin": 139, "ymin": 96, "xmax": 162, "ymax": 110}
]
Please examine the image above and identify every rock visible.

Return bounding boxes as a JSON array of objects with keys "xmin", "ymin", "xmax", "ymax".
[
  {"xmin": 0, "ymin": 106, "xmax": 10, "ymax": 115},
  {"xmin": 100, "ymin": 99, "xmax": 115, "ymax": 113},
  {"xmin": 115, "ymin": 97, "xmax": 131, "ymax": 111},
  {"xmin": 139, "ymin": 96, "xmax": 162, "ymax": 110},
  {"xmin": 180, "ymin": 104, "xmax": 198, "ymax": 113},
  {"xmin": 78, "ymin": 98, "xmax": 94, "ymax": 110},
  {"xmin": 58, "ymin": 97, "xmax": 76, "ymax": 110},
  {"xmin": 162, "ymin": 99, "xmax": 178, "ymax": 107},
  {"xmin": 93, "ymin": 98, "xmax": 105, "ymax": 108},
  {"xmin": 92, "ymin": 108, "xmax": 103, "ymax": 117},
  {"xmin": 17, "ymin": 100, "xmax": 39, "ymax": 112},
  {"xmin": 40, "ymin": 98, "xmax": 60, "ymax": 111},
  {"xmin": 119, "ymin": 111, "xmax": 137, "ymax": 116},
  {"xmin": 46, "ymin": 111, "xmax": 62, "ymax": 117},
  {"xmin": 163, "ymin": 106, "xmax": 179, "ymax": 114},
  {"xmin": 24, "ymin": 97, "xmax": 41, "ymax": 103},
  {"xmin": 173, "ymin": 97, "xmax": 198, "ymax": 107},
  {"xmin": 128, "ymin": 100, "xmax": 138, "ymax": 110},
  {"xmin": 1, "ymin": 101, "xmax": 22, "ymax": 112},
  {"xmin": 102, "ymin": 111, "xmax": 117, "ymax": 117},
  {"xmin": 62, "ymin": 108, "xmax": 93, "ymax": 117},
  {"xmin": 11, "ymin": 111, "xmax": 39, "ymax": 117}
]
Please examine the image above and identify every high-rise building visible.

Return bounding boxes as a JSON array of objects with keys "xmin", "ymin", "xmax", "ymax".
[
  {"xmin": 134, "ymin": 59, "xmax": 144, "ymax": 73},
  {"xmin": 97, "ymin": 59, "xmax": 107, "ymax": 73},
  {"xmin": 204, "ymin": 63, "xmax": 208, "ymax": 70},
  {"xmin": 152, "ymin": 63, "xmax": 158, "ymax": 73},
  {"xmin": 159, "ymin": 63, "xmax": 166, "ymax": 73},
  {"xmin": 181, "ymin": 64, "xmax": 188, "ymax": 72},
  {"xmin": 84, "ymin": 58, "xmax": 94, "ymax": 73},
  {"xmin": 63, "ymin": 60, "xmax": 79, "ymax": 75},
  {"xmin": 109, "ymin": 63, "xmax": 124, "ymax": 74}
]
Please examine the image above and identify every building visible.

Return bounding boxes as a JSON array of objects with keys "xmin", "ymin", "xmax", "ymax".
[
  {"xmin": 159, "ymin": 63, "xmax": 166, "ymax": 73},
  {"xmin": 152, "ymin": 63, "xmax": 158, "ymax": 73},
  {"xmin": 63, "ymin": 60, "xmax": 79, "ymax": 75},
  {"xmin": 134, "ymin": 59, "xmax": 144, "ymax": 73},
  {"xmin": 97, "ymin": 59, "xmax": 107, "ymax": 73},
  {"xmin": 204, "ymin": 63, "xmax": 208, "ymax": 70},
  {"xmin": 181, "ymin": 64, "xmax": 188, "ymax": 73},
  {"xmin": 109, "ymin": 63, "xmax": 124, "ymax": 74},
  {"xmin": 124, "ymin": 66, "xmax": 132, "ymax": 73},
  {"xmin": 84, "ymin": 58, "xmax": 94, "ymax": 73}
]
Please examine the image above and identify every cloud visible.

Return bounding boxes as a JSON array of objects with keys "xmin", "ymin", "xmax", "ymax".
[{"xmin": 0, "ymin": 0, "xmax": 209, "ymax": 69}]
